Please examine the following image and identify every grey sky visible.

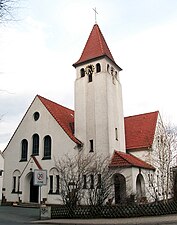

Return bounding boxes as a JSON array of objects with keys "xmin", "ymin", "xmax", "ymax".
[{"xmin": 1, "ymin": 0, "xmax": 177, "ymax": 149}]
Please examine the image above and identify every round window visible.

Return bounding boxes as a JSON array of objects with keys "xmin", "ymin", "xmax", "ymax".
[{"xmin": 33, "ymin": 112, "xmax": 40, "ymax": 121}]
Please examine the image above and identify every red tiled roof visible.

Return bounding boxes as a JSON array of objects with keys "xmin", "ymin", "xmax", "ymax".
[
  {"xmin": 73, "ymin": 24, "xmax": 117, "ymax": 67},
  {"xmin": 38, "ymin": 95, "xmax": 81, "ymax": 144},
  {"xmin": 110, "ymin": 150, "xmax": 155, "ymax": 170},
  {"xmin": 124, "ymin": 111, "xmax": 159, "ymax": 150},
  {"xmin": 37, "ymin": 96, "xmax": 158, "ymax": 151}
]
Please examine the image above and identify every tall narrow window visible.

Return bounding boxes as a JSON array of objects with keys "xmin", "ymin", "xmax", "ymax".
[
  {"xmin": 43, "ymin": 135, "xmax": 51, "ymax": 159},
  {"xmin": 83, "ymin": 175, "xmax": 87, "ymax": 189},
  {"xmin": 97, "ymin": 174, "xmax": 101, "ymax": 189},
  {"xmin": 12, "ymin": 176, "xmax": 16, "ymax": 193},
  {"xmin": 115, "ymin": 71, "xmax": 118, "ymax": 80},
  {"xmin": 12, "ymin": 170, "xmax": 20, "ymax": 193},
  {"xmin": 88, "ymin": 74, "xmax": 92, "ymax": 82},
  {"xmin": 17, "ymin": 176, "xmax": 20, "ymax": 193},
  {"xmin": 49, "ymin": 168, "xmax": 59, "ymax": 195},
  {"xmin": 89, "ymin": 139, "xmax": 94, "ymax": 152},
  {"xmin": 107, "ymin": 64, "xmax": 110, "ymax": 73},
  {"xmin": 32, "ymin": 134, "xmax": 39, "ymax": 155},
  {"xmin": 21, "ymin": 139, "xmax": 28, "ymax": 161},
  {"xmin": 90, "ymin": 174, "xmax": 94, "ymax": 189},
  {"xmin": 115, "ymin": 128, "xmax": 118, "ymax": 141},
  {"xmin": 49, "ymin": 175, "xmax": 53, "ymax": 194},
  {"xmin": 80, "ymin": 68, "xmax": 85, "ymax": 77},
  {"xmin": 96, "ymin": 63, "xmax": 101, "ymax": 73},
  {"xmin": 56, "ymin": 175, "xmax": 60, "ymax": 194}
]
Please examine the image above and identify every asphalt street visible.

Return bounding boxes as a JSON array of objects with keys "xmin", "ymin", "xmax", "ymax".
[
  {"xmin": 1, "ymin": 205, "xmax": 177, "ymax": 225},
  {"xmin": 0, "ymin": 206, "xmax": 40, "ymax": 225}
]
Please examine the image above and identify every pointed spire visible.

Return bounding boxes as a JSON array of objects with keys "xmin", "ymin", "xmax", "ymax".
[{"xmin": 73, "ymin": 24, "xmax": 117, "ymax": 67}]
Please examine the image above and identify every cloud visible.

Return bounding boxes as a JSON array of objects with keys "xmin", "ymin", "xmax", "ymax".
[
  {"xmin": 117, "ymin": 18, "xmax": 177, "ymax": 123},
  {"xmin": 1, "ymin": 0, "xmax": 177, "ymax": 150}
]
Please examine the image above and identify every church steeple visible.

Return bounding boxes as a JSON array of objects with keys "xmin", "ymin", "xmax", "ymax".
[
  {"xmin": 73, "ymin": 24, "xmax": 121, "ymax": 70},
  {"xmin": 74, "ymin": 23, "xmax": 126, "ymax": 157}
]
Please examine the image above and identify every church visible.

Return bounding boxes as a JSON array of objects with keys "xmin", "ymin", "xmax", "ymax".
[{"xmin": 2, "ymin": 23, "xmax": 167, "ymax": 205}]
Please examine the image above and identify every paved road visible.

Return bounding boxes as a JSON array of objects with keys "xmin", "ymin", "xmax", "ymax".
[
  {"xmin": 0, "ymin": 206, "xmax": 40, "ymax": 225},
  {"xmin": 36, "ymin": 216, "xmax": 177, "ymax": 225},
  {"xmin": 1, "ymin": 205, "xmax": 177, "ymax": 225}
]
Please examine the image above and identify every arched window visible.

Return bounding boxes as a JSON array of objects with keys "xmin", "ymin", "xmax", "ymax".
[
  {"xmin": 80, "ymin": 68, "xmax": 85, "ymax": 77},
  {"xmin": 115, "ymin": 71, "xmax": 118, "ymax": 80},
  {"xmin": 43, "ymin": 135, "xmax": 51, "ymax": 159},
  {"xmin": 32, "ymin": 134, "xmax": 39, "ymax": 155},
  {"xmin": 12, "ymin": 170, "xmax": 20, "ymax": 193},
  {"xmin": 136, "ymin": 174, "xmax": 145, "ymax": 202},
  {"xmin": 49, "ymin": 168, "xmax": 59, "ymax": 194},
  {"xmin": 21, "ymin": 139, "xmax": 28, "ymax": 161},
  {"xmin": 107, "ymin": 64, "xmax": 110, "ymax": 73},
  {"xmin": 88, "ymin": 74, "xmax": 92, "ymax": 82},
  {"xmin": 96, "ymin": 63, "xmax": 101, "ymax": 73}
]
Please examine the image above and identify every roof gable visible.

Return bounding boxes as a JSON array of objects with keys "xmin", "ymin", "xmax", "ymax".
[
  {"xmin": 110, "ymin": 150, "xmax": 155, "ymax": 170},
  {"xmin": 37, "ymin": 95, "xmax": 81, "ymax": 144},
  {"xmin": 124, "ymin": 111, "xmax": 159, "ymax": 150},
  {"xmin": 73, "ymin": 24, "xmax": 116, "ymax": 67}
]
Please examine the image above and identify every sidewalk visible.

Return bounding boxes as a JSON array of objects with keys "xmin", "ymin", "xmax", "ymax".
[{"xmin": 33, "ymin": 214, "xmax": 177, "ymax": 225}]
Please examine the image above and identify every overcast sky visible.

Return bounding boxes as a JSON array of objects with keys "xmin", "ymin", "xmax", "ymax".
[{"xmin": 1, "ymin": 0, "xmax": 177, "ymax": 150}]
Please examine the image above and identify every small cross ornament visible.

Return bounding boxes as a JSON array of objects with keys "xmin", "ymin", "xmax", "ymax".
[{"xmin": 93, "ymin": 7, "xmax": 98, "ymax": 24}]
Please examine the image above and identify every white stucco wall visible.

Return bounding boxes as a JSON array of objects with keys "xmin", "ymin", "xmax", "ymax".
[
  {"xmin": 3, "ymin": 96, "xmax": 77, "ymax": 204},
  {"xmin": 74, "ymin": 57, "xmax": 125, "ymax": 158},
  {"xmin": 0, "ymin": 152, "xmax": 4, "ymax": 201},
  {"xmin": 128, "ymin": 113, "xmax": 171, "ymax": 202}
]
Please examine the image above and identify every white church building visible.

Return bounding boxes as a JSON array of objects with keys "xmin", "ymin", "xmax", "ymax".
[
  {"xmin": 2, "ymin": 24, "xmax": 167, "ymax": 205},
  {"xmin": 0, "ymin": 151, "xmax": 4, "ymax": 203}
]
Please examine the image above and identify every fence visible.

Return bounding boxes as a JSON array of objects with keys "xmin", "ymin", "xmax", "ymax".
[{"xmin": 51, "ymin": 201, "xmax": 177, "ymax": 219}]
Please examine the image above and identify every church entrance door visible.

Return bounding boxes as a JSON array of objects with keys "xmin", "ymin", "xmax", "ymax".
[
  {"xmin": 114, "ymin": 173, "xmax": 126, "ymax": 204},
  {"xmin": 30, "ymin": 175, "xmax": 39, "ymax": 203}
]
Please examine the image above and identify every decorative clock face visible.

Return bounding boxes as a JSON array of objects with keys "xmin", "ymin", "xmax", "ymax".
[{"xmin": 85, "ymin": 64, "xmax": 95, "ymax": 75}]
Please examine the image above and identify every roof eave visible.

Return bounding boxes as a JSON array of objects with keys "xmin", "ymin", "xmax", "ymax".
[
  {"xmin": 109, "ymin": 163, "xmax": 155, "ymax": 170},
  {"xmin": 73, "ymin": 55, "xmax": 122, "ymax": 71},
  {"xmin": 127, "ymin": 145, "xmax": 152, "ymax": 151}
]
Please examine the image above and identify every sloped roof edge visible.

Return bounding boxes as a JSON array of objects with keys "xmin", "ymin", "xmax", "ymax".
[
  {"xmin": 73, "ymin": 24, "xmax": 121, "ymax": 68},
  {"xmin": 110, "ymin": 150, "xmax": 155, "ymax": 170},
  {"xmin": 37, "ymin": 95, "xmax": 81, "ymax": 145}
]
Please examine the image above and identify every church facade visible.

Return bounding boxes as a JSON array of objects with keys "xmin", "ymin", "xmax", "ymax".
[{"xmin": 2, "ymin": 24, "xmax": 167, "ymax": 205}]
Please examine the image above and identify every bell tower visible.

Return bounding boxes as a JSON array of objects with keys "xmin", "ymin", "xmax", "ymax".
[{"xmin": 73, "ymin": 24, "xmax": 125, "ymax": 157}]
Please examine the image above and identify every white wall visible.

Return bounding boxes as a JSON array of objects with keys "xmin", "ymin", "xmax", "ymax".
[
  {"xmin": 74, "ymin": 57, "xmax": 125, "ymax": 158},
  {"xmin": 0, "ymin": 152, "xmax": 4, "ymax": 201},
  {"xmin": 3, "ymin": 96, "xmax": 77, "ymax": 204}
]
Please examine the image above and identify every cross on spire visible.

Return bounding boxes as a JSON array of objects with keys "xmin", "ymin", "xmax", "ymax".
[{"xmin": 93, "ymin": 7, "xmax": 98, "ymax": 24}]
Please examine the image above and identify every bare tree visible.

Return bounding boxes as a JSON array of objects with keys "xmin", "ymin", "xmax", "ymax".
[
  {"xmin": 144, "ymin": 122, "xmax": 177, "ymax": 202},
  {"xmin": 55, "ymin": 153, "xmax": 114, "ymax": 206},
  {"xmin": 85, "ymin": 156, "xmax": 114, "ymax": 206},
  {"xmin": 0, "ymin": 0, "xmax": 19, "ymax": 23}
]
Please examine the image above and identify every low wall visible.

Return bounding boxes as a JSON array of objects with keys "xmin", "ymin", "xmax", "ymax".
[{"xmin": 51, "ymin": 201, "xmax": 177, "ymax": 219}]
